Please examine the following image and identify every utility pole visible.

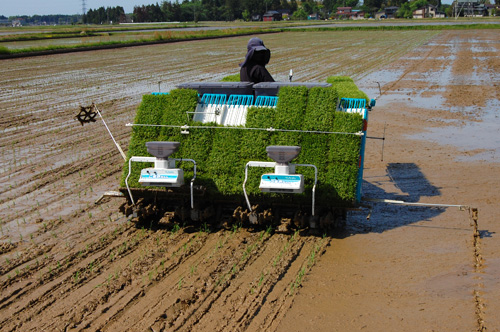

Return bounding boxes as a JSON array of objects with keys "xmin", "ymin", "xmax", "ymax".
[{"xmin": 82, "ymin": 0, "xmax": 87, "ymax": 22}]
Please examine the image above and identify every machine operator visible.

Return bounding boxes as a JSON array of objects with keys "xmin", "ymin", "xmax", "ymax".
[{"xmin": 239, "ymin": 37, "xmax": 275, "ymax": 84}]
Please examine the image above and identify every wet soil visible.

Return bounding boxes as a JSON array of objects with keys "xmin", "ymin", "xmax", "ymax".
[{"xmin": 0, "ymin": 29, "xmax": 499, "ymax": 331}]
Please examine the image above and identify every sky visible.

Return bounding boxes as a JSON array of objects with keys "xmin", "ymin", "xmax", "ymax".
[
  {"xmin": 2, "ymin": 0, "xmax": 456, "ymax": 17},
  {"xmin": 2, "ymin": 0, "xmax": 162, "ymax": 17}
]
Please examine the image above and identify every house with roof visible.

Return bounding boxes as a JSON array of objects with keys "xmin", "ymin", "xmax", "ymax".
[
  {"xmin": 336, "ymin": 7, "xmax": 365, "ymax": 19},
  {"xmin": 453, "ymin": 0, "xmax": 487, "ymax": 17},
  {"xmin": 337, "ymin": 7, "xmax": 352, "ymax": 17},
  {"xmin": 375, "ymin": 6, "xmax": 399, "ymax": 19},
  {"xmin": 263, "ymin": 11, "xmax": 282, "ymax": 21},
  {"xmin": 277, "ymin": 9, "xmax": 292, "ymax": 20},
  {"xmin": 413, "ymin": 4, "xmax": 445, "ymax": 18},
  {"xmin": 485, "ymin": 3, "xmax": 499, "ymax": 16}
]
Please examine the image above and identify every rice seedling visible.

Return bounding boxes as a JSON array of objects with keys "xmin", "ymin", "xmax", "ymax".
[
  {"xmin": 258, "ymin": 271, "xmax": 266, "ymax": 287},
  {"xmin": 289, "ymin": 267, "xmax": 306, "ymax": 296},
  {"xmin": 189, "ymin": 264, "xmax": 197, "ymax": 276},
  {"xmin": 177, "ymin": 276, "xmax": 183, "ymax": 290}
]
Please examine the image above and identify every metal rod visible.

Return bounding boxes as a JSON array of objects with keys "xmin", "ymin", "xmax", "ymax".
[
  {"xmin": 186, "ymin": 111, "xmax": 220, "ymax": 115},
  {"xmin": 381, "ymin": 122, "xmax": 386, "ymax": 162},
  {"xmin": 95, "ymin": 106, "xmax": 127, "ymax": 161},
  {"xmin": 294, "ymin": 163, "xmax": 318, "ymax": 216},
  {"xmin": 126, "ymin": 123, "xmax": 364, "ymax": 136},
  {"xmin": 174, "ymin": 158, "xmax": 197, "ymax": 209},
  {"xmin": 363, "ymin": 197, "xmax": 468, "ymax": 210},
  {"xmin": 125, "ymin": 156, "xmax": 156, "ymax": 205},
  {"xmin": 242, "ymin": 162, "xmax": 253, "ymax": 211},
  {"xmin": 243, "ymin": 161, "xmax": 275, "ymax": 211}
]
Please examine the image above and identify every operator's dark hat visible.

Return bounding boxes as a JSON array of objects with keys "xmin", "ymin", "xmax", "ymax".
[
  {"xmin": 247, "ymin": 37, "xmax": 268, "ymax": 52},
  {"xmin": 240, "ymin": 37, "xmax": 270, "ymax": 67}
]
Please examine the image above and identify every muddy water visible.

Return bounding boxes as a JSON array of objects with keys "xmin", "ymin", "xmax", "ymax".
[
  {"xmin": 360, "ymin": 33, "xmax": 500, "ymax": 162},
  {"xmin": 278, "ymin": 29, "xmax": 500, "ymax": 331}
]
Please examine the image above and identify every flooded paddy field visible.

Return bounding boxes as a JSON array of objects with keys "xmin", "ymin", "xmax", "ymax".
[{"xmin": 0, "ymin": 29, "xmax": 499, "ymax": 331}]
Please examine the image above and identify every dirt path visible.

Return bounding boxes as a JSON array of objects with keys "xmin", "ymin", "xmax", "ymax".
[{"xmin": 0, "ymin": 29, "xmax": 498, "ymax": 331}]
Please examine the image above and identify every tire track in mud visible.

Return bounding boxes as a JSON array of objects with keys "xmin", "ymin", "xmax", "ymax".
[
  {"xmin": 80, "ymin": 228, "xmax": 328, "ymax": 332},
  {"xmin": 0, "ymin": 219, "xmax": 329, "ymax": 332},
  {"xmin": 95, "ymin": 228, "xmax": 262, "ymax": 331},
  {"xmin": 81, "ymin": 230, "xmax": 215, "ymax": 331},
  {"xmin": 0, "ymin": 223, "xmax": 211, "ymax": 331},
  {"xmin": 469, "ymin": 208, "xmax": 486, "ymax": 332},
  {"xmin": 0, "ymin": 215, "xmax": 136, "ymax": 330}
]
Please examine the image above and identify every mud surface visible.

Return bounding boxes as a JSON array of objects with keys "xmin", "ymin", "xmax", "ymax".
[{"xmin": 1, "ymin": 29, "xmax": 499, "ymax": 331}]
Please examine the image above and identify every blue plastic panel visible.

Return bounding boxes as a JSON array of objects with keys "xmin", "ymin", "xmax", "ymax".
[
  {"xmin": 228, "ymin": 94, "xmax": 254, "ymax": 106},
  {"xmin": 255, "ymin": 96, "xmax": 278, "ymax": 107},
  {"xmin": 200, "ymin": 94, "xmax": 227, "ymax": 106}
]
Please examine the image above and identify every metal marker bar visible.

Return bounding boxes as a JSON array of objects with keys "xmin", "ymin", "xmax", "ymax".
[
  {"xmin": 126, "ymin": 123, "xmax": 364, "ymax": 136},
  {"xmin": 95, "ymin": 106, "xmax": 127, "ymax": 161},
  {"xmin": 242, "ymin": 161, "xmax": 318, "ymax": 216},
  {"xmin": 94, "ymin": 191, "xmax": 124, "ymax": 204},
  {"xmin": 363, "ymin": 197, "xmax": 469, "ymax": 210},
  {"xmin": 186, "ymin": 111, "xmax": 221, "ymax": 115}
]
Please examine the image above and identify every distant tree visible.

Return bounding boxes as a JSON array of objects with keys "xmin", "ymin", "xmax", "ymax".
[
  {"xmin": 292, "ymin": 7, "xmax": 308, "ymax": 19},
  {"xmin": 148, "ymin": 3, "xmax": 165, "ymax": 21},
  {"xmin": 162, "ymin": 1, "xmax": 183, "ymax": 21},
  {"xmin": 443, "ymin": 4, "xmax": 453, "ymax": 16},
  {"xmin": 396, "ymin": 0, "xmax": 429, "ymax": 17},
  {"xmin": 242, "ymin": 0, "xmax": 266, "ymax": 16},
  {"xmin": 20, "ymin": 14, "xmax": 79, "ymax": 25},
  {"xmin": 133, "ymin": 4, "xmax": 166, "ymax": 22},
  {"xmin": 397, "ymin": 2, "xmax": 413, "ymax": 17},
  {"xmin": 84, "ymin": 6, "xmax": 124, "ymax": 24},
  {"xmin": 302, "ymin": 0, "xmax": 316, "ymax": 14},
  {"xmin": 242, "ymin": 9, "xmax": 251, "ymax": 20},
  {"xmin": 280, "ymin": 0, "xmax": 291, "ymax": 10},
  {"xmin": 225, "ymin": 0, "xmax": 241, "ymax": 20},
  {"xmin": 412, "ymin": 0, "xmax": 429, "ymax": 10},
  {"xmin": 177, "ymin": 0, "xmax": 205, "ymax": 21},
  {"xmin": 363, "ymin": 0, "xmax": 384, "ymax": 16}
]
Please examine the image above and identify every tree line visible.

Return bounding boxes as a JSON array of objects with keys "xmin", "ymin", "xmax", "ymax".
[
  {"xmin": 127, "ymin": 0, "xmax": 451, "ymax": 22},
  {"xmin": 3, "ymin": 14, "xmax": 80, "ymax": 25},
  {"xmin": 4, "ymin": 0, "xmax": 468, "ymax": 26},
  {"xmin": 83, "ymin": 7, "xmax": 126, "ymax": 24}
]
